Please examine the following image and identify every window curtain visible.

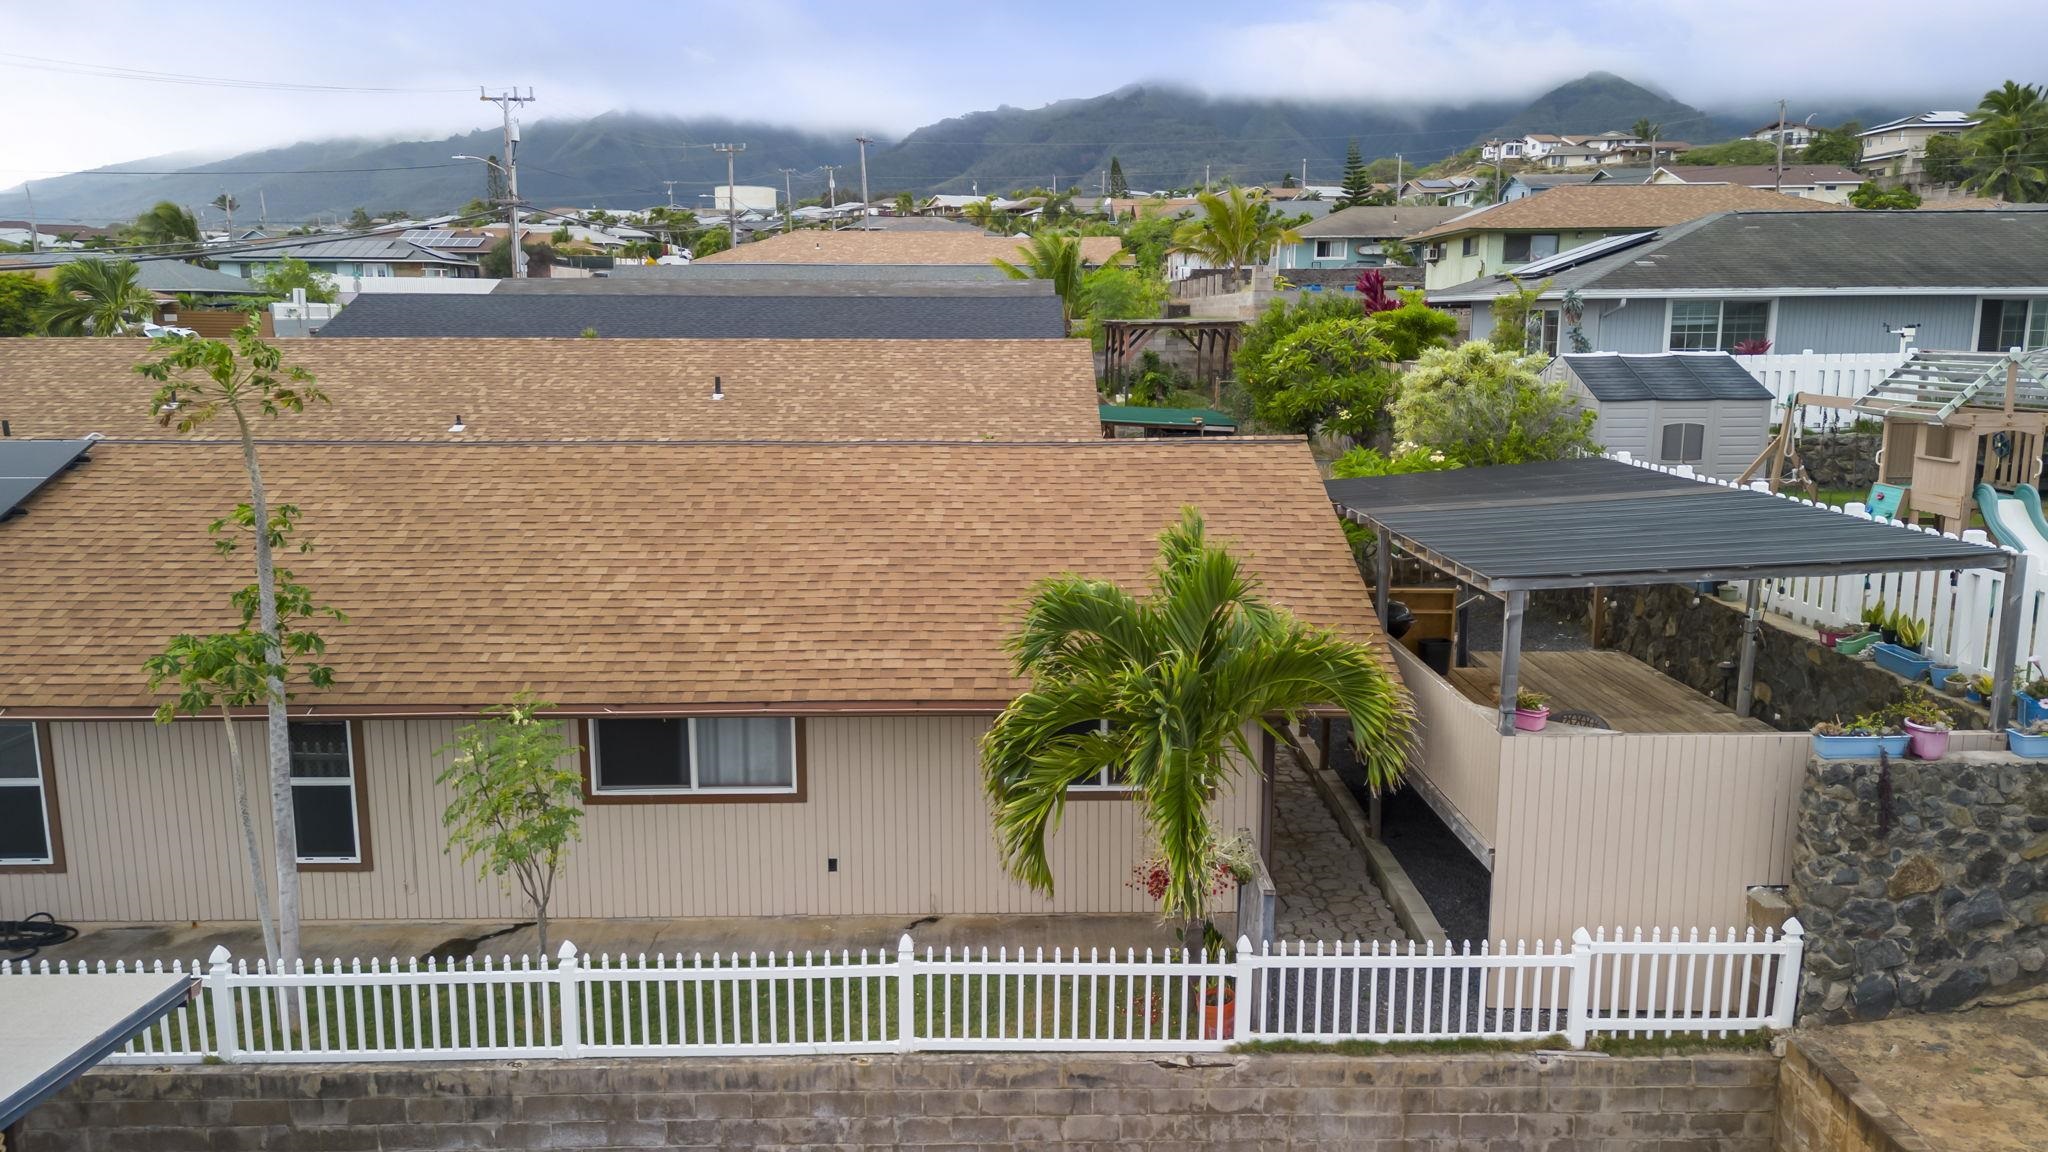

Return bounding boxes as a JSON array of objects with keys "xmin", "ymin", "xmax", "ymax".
[{"xmin": 695, "ymin": 717, "xmax": 794, "ymax": 788}]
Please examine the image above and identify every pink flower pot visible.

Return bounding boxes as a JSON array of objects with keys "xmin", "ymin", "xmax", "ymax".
[
  {"xmin": 1514, "ymin": 706, "xmax": 1550, "ymax": 732},
  {"xmin": 1903, "ymin": 719, "xmax": 1949, "ymax": 760}
]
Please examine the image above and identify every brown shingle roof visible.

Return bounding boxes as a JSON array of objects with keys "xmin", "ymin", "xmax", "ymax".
[
  {"xmin": 1654, "ymin": 165, "xmax": 1865, "ymax": 187},
  {"xmin": 0, "ymin": 338, "xmax": 1102, "ymax": 442},
  {"xmin": 0, "ymin": 439, "xmax": 1383, "ymax": 714},
  {"xmin": 1405, "ymin": 184, "xmax": 1842, "ymax": 241},
  {"xmin": 695, "ymin": 230, "xmax": 1126, "ymax": 267}
]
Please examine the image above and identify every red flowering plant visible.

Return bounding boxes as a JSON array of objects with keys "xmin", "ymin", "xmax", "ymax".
[
  {"xmin": 1128, "ymin": 831, "xmax": 1259, "ymax": 953},
  {"xmin": 1355, "ymin": 268, "xmax": 1398, "ymax": 314},
  {"xmin": 1732, "ymin": 338, "xmax": 1772, "ymax": 356}
]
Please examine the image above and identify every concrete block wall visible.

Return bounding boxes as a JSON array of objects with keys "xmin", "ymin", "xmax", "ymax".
[
  {"xmin": 21, "ymin": 1052, "xmax": 1781, "ymax": 1151},
  {"xmin": 1775, "ymin": 1041, "xmax": 1927, "ymax": 1151}
]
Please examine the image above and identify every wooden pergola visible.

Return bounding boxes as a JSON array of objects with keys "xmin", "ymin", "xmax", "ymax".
[{"xmin": 1098, "ymin": 318, "xmax": 1245, "ymax": 403}]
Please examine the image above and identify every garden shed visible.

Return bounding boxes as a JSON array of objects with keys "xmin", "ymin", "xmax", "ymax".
[{"xmin": 1550, "ymin": 353, "xmax": 1773, "ymax": 480}]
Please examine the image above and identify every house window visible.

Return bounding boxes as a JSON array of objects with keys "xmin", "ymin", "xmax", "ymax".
[
  {"xmin": 1313, "ymin": 239, "xmax": 1344, "ymax": 260},
  {"xmin": 1501, "ymin": 233, "xmax": 1559, "ymax": 264},
  {"xmin": 1669, "ymin": 300, "xmax": 1771, "ymax": 351},
  {"xmin": 591, "ymin": 717, "xmax": 797, "ymax": 795},
  {"xmin": 289, "ymin": 722, "xmax": 361, "ymax": 864},
  {"xmin": 1057, "ymin": 721, "xmax": 1132, "ymax": 792},
  {"xmin": 1460, "ymin": 236, "xmax": 1476, "ymax": 257},
  {"xmin": 0, "ymin": 723, "xmax": 56, "ymax": 866},
  {"xmin": 1535, "ymin": 309, "xmax": 1561, "ymax": 355},
  {"xmin": 1659, "ymin": 422, "xmax": 1707, "ymax": 464},
  {"xmin": 1978, "ymin": 299, "xmax": 2047, "ymax": 351}
]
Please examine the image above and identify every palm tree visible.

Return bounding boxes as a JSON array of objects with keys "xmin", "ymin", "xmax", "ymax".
[
  {"xmin": 1169, "ymin": 187, "xmax": 1301, "ymax": 284},
  {"xmin": 1979, "ymin": 80, "xmax": 2045, "ymax": 121},
  {"xmin": 1965, "ymin": 81, "xmax": 2048, "ymax": 203},
  {"xmin": 37, "ymin": 258, "xmax": 157, "ymax": 335},
  {"xmin": 992, "ymin": 232, "xmax": 1083, "ymax": 334},
  {"xmin": 128, "ymin": 200, "xmax": 200, "ymax": 247},
  {"xmin": 981, "ymin": 509, "xmax": 1412, "ymax": 924}
]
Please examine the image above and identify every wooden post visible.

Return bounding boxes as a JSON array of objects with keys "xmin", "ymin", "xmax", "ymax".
[
  {"xmin": 1373, "ymin": 527, "xmax": 1393, "ymax": 625},
  {"xmin": 1258, "ymin": 728, "xmax": 1276, "ymax": 858},
  {"xmin": 1735, "ymin": 579, "xmax": 1763, "ymax": 720},
  {"xmin": 1589, "ymin": 586, "xmax": 1606, "ymax": 648}
]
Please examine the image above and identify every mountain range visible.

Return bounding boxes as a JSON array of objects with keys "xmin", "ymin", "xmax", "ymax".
[{"xmin": 0, "ymin": 74, "xmax": 1937, "ymax": 225}]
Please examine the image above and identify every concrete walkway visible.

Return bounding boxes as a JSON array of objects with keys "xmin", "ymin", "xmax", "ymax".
[{"xmin": 1267, "ymin": 747, "xmax": 1407, "ymax": 942}]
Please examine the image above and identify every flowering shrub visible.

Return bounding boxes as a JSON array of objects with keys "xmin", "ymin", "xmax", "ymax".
[{"xmin": 1128, "ymin": 832, "xmax": 1258, "ymax": 902}]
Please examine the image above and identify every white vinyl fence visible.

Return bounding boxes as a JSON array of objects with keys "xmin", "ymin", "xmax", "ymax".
[
  {"xmin": 6, "ymin": 923, "xmax": 1803, "ymax": 1063},
  {"xmin": 1735, "ymin": 350, "xmax": 1907, "ymax": 427}
]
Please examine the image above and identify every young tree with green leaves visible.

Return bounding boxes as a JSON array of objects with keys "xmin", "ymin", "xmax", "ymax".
[
  {"xmin": 895, "ymin": 190, "xmax": 916, "ymax": 215},
  {"xmin": 252, "ymin": 256, "xmax": 339, "ymax": 304},
  {"xmin": 1108, "ymin": 156, "xmax": 1129, "ymax": 198},
  {"xmin": 992, "ymin": 232, "xmax": 1084, "ymax": 333},
  {"xmin": 37, "ymin": 257, "xmax": 156, "ymax": 335},
  {"xmin": 127, "ymin": 201, "xmax": 200, "ymax": 247},
  {"xmin": 1169, "ymin": 187, "xmax": 1300, "ymax": 280},
  {"xmin": 0, "ymin": 272, "xmax": 53, "ymax": 337},
  {"xmin": 1849, "ymin": 183, "xmax": 1922, "ymax": 209},
  {"xmin": 1393, "ymin": 341, "xmax": 1597, "ymax": 467},
  {"xmin": 137, "ymin": 321, "xmax": 331, "ymax": 973},
  {"xmin": 1487, "ymin": 274, "xmax": 1552, "ymax": 353},
  {"xmin": 1369, "ymin": 289, "xmax": 1460, "ymax": 362},
  {"xmin": 1237, "ymin": 317, "xmax": 1397, "ymax": 439},
  {"xmin": 981, "ymin": 509, "xmax": 1411, "ymax": 929},
  {"xmin": 437, "ymin": 695, "xmax": 584, "ymax": 957},
  {"xmin": 1335, "ymin": 142, "xmax": 1373, "ymax": 209},
  {"xmin": 145, "ymin": 510, "xmax": 343, "ymax": 968},
  {"xmin": 1799, "ymin": 123, "xmax": 1863, "ymax": 167}
]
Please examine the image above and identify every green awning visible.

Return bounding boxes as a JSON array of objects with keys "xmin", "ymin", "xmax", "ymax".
[{"xmin": 1098, "ymin": 404, "xmax": 1238, "ymax": 430}]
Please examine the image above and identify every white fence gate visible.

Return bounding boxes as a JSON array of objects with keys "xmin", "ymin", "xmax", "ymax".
[
  {"xmin": 1735, "ymin": 351, "xmax": 1906, "ymax": 426},
  {"xmin": 6, "ymin": 924, "xmax": 1803, "ymax": 1064}
]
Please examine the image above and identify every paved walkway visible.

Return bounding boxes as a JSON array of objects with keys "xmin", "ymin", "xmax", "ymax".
[{"xmin": 1267, "ymin": 747, "xmax": 1406, "ymax": 943}]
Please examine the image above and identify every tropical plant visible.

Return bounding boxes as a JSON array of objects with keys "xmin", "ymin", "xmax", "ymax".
[
  {"xmin": 1561, "ymin": 289, "xmax": 1593, "ymax": 354},
  {"xmin": 1631, "ymin": 118, "xmax": 1661, "ymax": 142},
  {"xmin": 252, "ymin": 256, "xmax": 339, "ymax": 304},
  {"xmin": 37, "ymin": 258, "xmax": 156, "ymax": 335},
  {"xmin": 1514, "ymin": 689, "xmax": 1548, "ymax": 712},
  {"xmin": 1488, "ymin": 274, "xmax": 1553, "ymax": 354},
  {"xmin": 437, "ymin": 695, "xmax": 585, "ymax": 957},
  {"xmin": 126, "ymin": 200, "xmax": 200, "ymax": 248},
  {"xmin": 980, "ymin": 509, "xmax": 1412, "ymax": 923},
  {"xmin": 210, "ymin": 193, "xmax": 239, "ymax": 231},
  {"xmin": 1378, "ymin": 238, "xmax": 1417, "ymax": 267},
  {"xmin": 1335, "ymin": 141, "xmax": 1374, "ymax": 209},
  {"xmin": 1368, "ymin": 289, "xmax": 1459, "ymax": 362},
  {"xmin": 1392, "ymin": 341, "xmax": 1598, "ymax": 467},
  {"xmin": 1799, "ymin": 123, "xmax": 1863, "ymax": 167},
  {"xmin": 1849, "ymin": 183, "xmax": 1922, "ymax": 210},
  {"xmin": 895, "ymin": 191, "xmax": 916, "ymax": 216},
  {"xmin": 136, "ymin": 320, "xmax": 332, "ymax": 973},
  {"xmin": 0, "ymin": 272, "xmax": 55, "ymax": 337},
  {"xmin": 1962, "ymin": 82, "xmax": 2048, "ymax": 202},
  {"xmin": 1079, "ymin": 264, "xmax": 1166, "ymax": 345},
  {"xmin": 1354, "ymin": 269, "xmax": 1397, "ymax": 314},
  {"xmin": 1168, "ymin": 187, "xmax": 1300, "ymax": 278},
  {"xmin": 993, "ymin": 232, "xmax": 1084, "ymax": 333},
  {"xmin": 1236, "ymin": 316, "xmax": 1397, "ymax": 438},
  {"xmin": 1919, "ymin": 134, "xmax": 1972, "ymax": 187},
  {"xmin": 1731, "ymin": 338, "xmax": 1773, "ymax": 355}
]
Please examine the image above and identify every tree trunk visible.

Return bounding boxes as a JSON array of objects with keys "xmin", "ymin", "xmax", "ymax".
[
  {"xmin": 219, "ymin": 705, "xmax": 278, "ymax": 967},
  {"xmin": 235, "ymin": 410, "xmax": 301, "ymax": 978}
]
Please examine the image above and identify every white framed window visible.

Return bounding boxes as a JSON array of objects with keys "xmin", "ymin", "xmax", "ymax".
[
  {"xmin": 1460, "ymin": 236, "xmax": 1476, "ymax": 257},
  {"xmin": 289, "ymin": 721, "xmax": 361, "ymax": 864},
  {"xmin": 1501, "ymin": 233, "xmax": 1559, "ymax": 264},
  {"xmin": 591, "ymin": 717, "xmax": 798, "ymax": 795},
  {"xmin": 1669, "ymin": 300, "xmax": 1771, "ymax": 351},
  {"xmin": 1659, "ymin": 422, "xmax": 1707, "ymax": 464},
  {"xmin": 1057, "ymin": 721, "xmax": 1132, "ymax": 792},
  {"xmin": 0, "ymin": 722, "xmax": 56, "ymax": 866},
  {"xmin": 1313, "ymin": 239, "xmax": 1345, "ymax": 260},
  {"xmin": 1977, "ymin": 299, "xmax": 2048, "ymax": 351}
]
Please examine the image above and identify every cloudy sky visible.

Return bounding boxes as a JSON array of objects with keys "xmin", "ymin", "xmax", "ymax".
[{"xmin": 3, "ymin": 0, "xmax": 2040, "ymax": 182}]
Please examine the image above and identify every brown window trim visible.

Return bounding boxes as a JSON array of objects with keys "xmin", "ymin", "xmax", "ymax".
[
  {"xmin": 1064, "ymin": 786, "xmax": 1136, "ymax": 802},
  {"xmin": 298, "ymin": 719, "xmax": 373, "ymax": 873},
  {"xmin": 0, "ymin": 721, "xmax": 66, "ymax": 873},
  {"xmin": 579, "ymin": 717, "xmax": 808, "ymax": 805}
]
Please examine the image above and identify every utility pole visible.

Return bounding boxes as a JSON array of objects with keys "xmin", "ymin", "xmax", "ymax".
[
  {"xmin": 481, "ymin": 86, "xmax": 536, "ymax": 277},
  {"xmin": 1396, "ymin": 154, "xmax": 1404, "ymax": 202},
  {"xmin": 1493, "ymin": 147, "xmax": 1502, "ymax": 203},
  {"xmin": 258, "ymin": 189, "xmax": 268, "ymax": 231},
  {"xmin": 778, "ymin": 168, "xmax": 798, "ymax": 233},
  {"xmin": 713, "ymin": 143, "xmax": 745, "ymax": 250},
  {"xmin": 662, "ymin": 180, "xmax": 677, "ymax": 210},
  {"xmin": 823, "ymin": 165, "xmax": 840, "ymax": 209},
  {"xmin": 22, "ymin": 183, "xmax": 36, "ymax": 253},
  {"xmin": 221, "ymin": 191, "xmax": 233, "ymax": 235},
  {"xmin": 1774, "ymin": 98, "xmax": 1788, "ymax": 192},
  {"xmin": 1204, "ymin": 163, "xmax": 1211, "ymax": 193},
  {"xmin": 1301, "ymin": 157, "xmax": 1308, "ymax": 188},
  {"xmin": 855, "ymin": 135, "xmax": 873, "ymax": 216}
]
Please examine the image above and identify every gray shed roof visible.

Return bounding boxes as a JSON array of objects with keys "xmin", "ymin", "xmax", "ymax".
[
  {"xmin": 605, "ymin": 262, "xmax": 1013, "ymax": 282},
  {"xmin": 1293, "ymin": 205, "xmax": 1470, "ymax": 239},
  {"xmin": 490, "ymin": 276, "xmax": 1051, "ymax": 298},
  {"xmin": 1562, "ymin": 353, "xmax": 1774, "ymax": 403},
  {"xmin": 0, "ymin": 254, "xmax": 254, "ymax": 294},
  {"xmin": 311, "ymin": 292, "xmax": 1065, "ymax": 339},
  {"xmin": 1326, "ymin": 457, "xmax": 2007, "ymax": 591},
  {"xmin": 1432, "ymin": 208, "xmax": 2048, "ymax": 301},
  {"xmin": 223, "ymin": 237, "xmax": 476, "ymax": 265},
  {"xmin": 2, "ymin": 970, "xmax": 193, "ymax": 1129}
]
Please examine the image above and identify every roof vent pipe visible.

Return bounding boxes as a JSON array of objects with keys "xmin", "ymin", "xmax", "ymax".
[
  {"xmin": 711, "ymin": 376, "xmax": 724, "ymax": 401},
  {"xmin": 448, "ymin": 414, "xmax": 466, "ymax": 433},
  {"xmin": 1, "ymin": 420, "xmax": 9, "ymax": 437}
]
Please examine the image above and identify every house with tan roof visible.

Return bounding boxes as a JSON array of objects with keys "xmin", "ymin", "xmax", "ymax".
[
  {"xmin": 1405, "ymin": 183, "xmax": 1843, "ymax": 291},
  {"xmin": 1646, "ymin": 164, "xmax": 1866, "ymax": 204},
  {"xmin": 0, "ymin": 338, "xmax": 1386, "ymax": 927},
  {"xmin": 693, "ymin": 229, "xmax": 1126, "ymax": 268}
]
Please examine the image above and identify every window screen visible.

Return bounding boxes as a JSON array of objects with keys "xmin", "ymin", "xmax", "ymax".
[
  {"xmin": 1502, "ymin": 234, "xmax": 1532, "ymax": 262},
  {"xmin": 0, "ymin": 723, "xmax": 50, "ymax": 863},
  {"xmin": 1659, "ymin": 422, "xmax": 1707, "ymax": 463},
  {"xmin": 593, "ymin": 718, "xmax": 688, "ymax": 789},
  {"xmin": 1527, "ymin": 233, "xmax": 1560, "ymax": 260},
  {"xmin": 695, "ymin": 718, "xmax": 795, "ymax": 789},
  {"xmin": 288, "ymin": 722, "xmax": 358, "ymax": 862},
  {"xmin": 594, "ymin": 717, "xmax": 796, "ymax": 792}
]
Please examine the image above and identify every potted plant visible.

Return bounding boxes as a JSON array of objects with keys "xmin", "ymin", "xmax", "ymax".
[
  {"xmin": 1128, "ymin": 833, "xmax": 1254, "ymax": 1038},
  {"xmin": 1513, "ymin": 688, "xmax": 1550, "ymax": 732},
  {"xmin": 1927, "ymin": 661, "xmax": 1962, "ymax": 691},
  {"xmin": 1900, "ymin": 706, "xmax": 1951, "ymax": 760},
  {"xmin": 2007, "ymin": 719, "xmax": 2048, "ymax": 759},
  {"xmin": 1862, "ymin": 599, "xmax": 1891, "ymax": 641},
  {"xmin": 1835, "ymin": 630, "xmax": 1881, "ymax": 656},
  {"xmin": 1891, "ymin": 612, "xmax": 1929, "ymax": 654},
  {"xmin": 2020, "ymin": 674, "xmax": 2048, "ymax": 725},
  {"xmin": 1811, "ymin": 716, "xmax": 1887, "ymax": 760},
  {"xmin": 1871, "ymin": 615, "xmax": 1936, "ymax": 681}
]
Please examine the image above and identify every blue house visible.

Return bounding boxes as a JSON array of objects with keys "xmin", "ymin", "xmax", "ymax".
[{"xmin": 1273, "ymin": 205, "xmax": 1469, "ymax": 272}]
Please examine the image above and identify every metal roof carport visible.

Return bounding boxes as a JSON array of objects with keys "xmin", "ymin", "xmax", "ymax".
[
  {"xmin": 1327, "ymin": 457, "xmax": 2022, "ymax": 734},
  {"xmin": 1, "ymin": 970, "xmax": 194, "ymax": 1139}
]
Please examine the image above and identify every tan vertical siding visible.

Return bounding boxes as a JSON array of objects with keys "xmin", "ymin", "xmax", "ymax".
[
  {"xmin": 1488, "ymin": 732, "xmax": 1810, "ymax": 946},
  {"xmin": 1, "ymin": 716, "xmax": 1258, "ymax": 923},
  {"xmin": 1390, "ymin": 646, "xmax": 1502, "ymax": 848}
]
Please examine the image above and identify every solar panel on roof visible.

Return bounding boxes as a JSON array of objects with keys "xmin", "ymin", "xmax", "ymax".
[
  {"xmin": 1508, "ymin": 230, "xmax": 1659, "ymax": 278},
  {"xmin": 0, "ymin": 438, "xmax": 94, "ymax": 521}
]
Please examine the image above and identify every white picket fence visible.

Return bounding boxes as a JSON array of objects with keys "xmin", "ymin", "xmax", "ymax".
[
  {"xmin": 1734, "ymin": 350, "xmax": 1906, "ymax": 427},
  {"xmin": 5, "ymin": 923, "xmax": 1803, "ymax": 1063}
]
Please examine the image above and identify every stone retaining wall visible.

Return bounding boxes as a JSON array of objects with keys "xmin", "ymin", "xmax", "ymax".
[
  {"xmin": 1790, "ymin": 753, "xmax": 2048, "ymax": 1025},
  {"xmin": 23, "ymin": 1051, "xmax": 1781, "ymax": 1151},
  {"xmin": 1775, "ymin": 1041, "xmax": 1925, "ymax": 1152}
]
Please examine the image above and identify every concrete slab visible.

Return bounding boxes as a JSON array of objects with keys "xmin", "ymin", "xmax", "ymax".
[{"xmin": 1799, "ymin": 997, "xmax": 2048, "ymax": 1152}]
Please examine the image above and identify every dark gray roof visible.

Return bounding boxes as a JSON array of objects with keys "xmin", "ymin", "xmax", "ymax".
[
  {"xmin": 1326, "ymin": 457, "xmax": 2006, "ymax": 591},
  {"xmin": 491, "ymin": 276, "xmax": 1052, "ymax": 298},
  {"xmin": 311, "ymin": 292, "xmax": 1065, "ymax": 339},
  {"xmin": 1433, "ymin": 208, "xmax": 2048, "ymax": 301},
  {"xmin": 605, "ymin": 262, "xmax": 1012, "ymax": 282},
  {"xmin": 1293, "ymin": 205, "xmax": 1469, "ymax": 239},
  {"xmin": 846, "ymin": 216, "xmax": 986, "ymax": 232},
  {"xmin": 1562, "ymin": 354, "xmax": 1773, "ymax": 402},
  {"xmin": 0, "ymin": 254, "xmax": 254, "ymax": 294}
]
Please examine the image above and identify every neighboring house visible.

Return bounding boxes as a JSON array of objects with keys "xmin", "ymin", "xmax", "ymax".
[
  {"xmin": 1857, "ymin": 111, "xmax": 1981, "ymax": 185},
  {"xmin": 1534, "ymin": 144, "xmax": 1606, "ymax": 171},
  {"xmin": 0, "ymin": 254, "xmax": 257, "ymax": 323},
  {"xmin": 1404, "ymin": 183, "xmax": 1841, "ymax": 292},
  {"xmin": 1645, "ymin": 164, "xmax": 1866, "ymax": 204},
  {"xmin": 1550, "ymin": 353, "xmax": 1773, "ymax": 480},
  {"xmin": 1400, "ymin": 177, "xmax": 1484, "ymax": 207},
  {"xmin": 212, "ymin": 236, "xmax": 481, "ymax": 282},
  {"xmin": 1601, "ymin": 141, "xmax": 1692, "ymax": 165},
  {"xmin": 0, "ymin": 339, "xmax": 1377, "ymax": 925},
  {"xmin": 1746, "ymin": 119, "xmax": 1817, "ymax": 149},
  {"xmin": 311, "ymin": 287, "xmax": 1067, "ymax": 339},
  {"xmin": 691, "ymin": 229, "xmax": 1125, "ymax": 267},
  {"xmin": 1273, "ymin": 205, "xmax": 1470, "ymax": 270},
  {"xmin": 1427, "ymin": 208, "xmax": 2048, "ymax": 355},
  {"xmin": 846, "ymin": 215, "xmax": 988, "ymax": 232},
  {"xmin": 1501, "ymin": 172, "xmax": 1606, "ymax": 201}
]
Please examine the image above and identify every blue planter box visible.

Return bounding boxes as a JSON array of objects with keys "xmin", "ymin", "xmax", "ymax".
[
  {"xmin": 2008, "ymin": 728, "xmax": 2048, "ymax": 758},
  {"xmin": 1928, "ymin": 664, "xmax": 1962, "ymax": 690},
  {"xmin": 1870, "ymin": 642, "xmax": 1935, "ymax": 681},
  {"xmin": 1812, "ymin": 733, "xmax": 1909, "ymax": 760},
  {"xmin": 2020, "ymin": 693, "xmax": 2048, "ymax": 727}
]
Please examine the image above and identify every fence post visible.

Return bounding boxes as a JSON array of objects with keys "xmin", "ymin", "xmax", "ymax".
[
  {"xmin": 1564, "ymin": 929, "xmax": 1593, "ymax": 1049},
  {"xmin": 1232, "ymin": 936, "xmax": 1255, "ymax": 1042},
  {"xmin": 205, "ymin": 945, "xmax": 238, "ymax": 1063},
  {"xmin": 1769, "ymin": 919, "xmax": 1806, "ymax": 1029},
  {"xmin": 555, "ymin": 941, "xmax": 582, "ymax": 1058},
  {"xmin": 896, "ymin": 934, "xmax": 917, "ymax": 1053}
]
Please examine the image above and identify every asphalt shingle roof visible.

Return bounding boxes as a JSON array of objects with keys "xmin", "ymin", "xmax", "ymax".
[
  {"xmin": 1293, "ymin": 205, "xmax": 1470, "ymax": 239},
  {"xmin": 1562, "ymin": 354, "xmax": 1774, "ymax": 402},
  {"xmin": 1405, "ymin": 183, "xmax": 1839, "ymax": 241},
  {"xmin": 694, "ymin": 230, "xmax": 1125, "ymax": 266},
  {"xmin": 311, "ymin": 292, "xmax": 1065, "ymax": 339},
  {"xmin": 490, "ymin": 277, "xmax": 1052, "ymax": 297}
]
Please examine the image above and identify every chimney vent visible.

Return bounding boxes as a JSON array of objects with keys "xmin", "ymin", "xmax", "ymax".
[
  {"xmin": 711, "ymin": 376, "xmax": 724, "ymax": 401},
  {"xmin": 448, "ymin": 414, "xmax": 466, "ymax": 433}
]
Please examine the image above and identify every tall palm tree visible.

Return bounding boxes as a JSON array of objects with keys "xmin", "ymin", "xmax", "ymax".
[
  {"xmin": 1169, "ymin": 187, "xmax": 1301, "ymax": 283},
  {"xmin": 1965, "ymin": 81, "xmax": 2048, "ymax": 203},
  {"xmin": 128, "ymin": 201, "xmax": 200, "ymax": 247},
  {"xmin": 981, "ymin": 509, "xmax": 1412, "ymax": 923},
  {"xmin": 992, "ymin": 232, "xmax": 1083, "ymax": 334},
  {"xmin": 37, "ymin": 258, "xmax": 157, "ymax": 335},
  {"xmin": 1979, "ymin": 80, "xmax": 2044, "ymax": 121}
]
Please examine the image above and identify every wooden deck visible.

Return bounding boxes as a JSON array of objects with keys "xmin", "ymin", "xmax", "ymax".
[{"xmin": 1446, "ymin": 650, "xmax": 1775, "ymax": 734}]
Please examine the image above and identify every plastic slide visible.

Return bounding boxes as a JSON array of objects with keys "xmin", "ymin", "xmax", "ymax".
[{"xmin": 1975, "ymin": 483, "xmax": 2048, "ymax": 572}]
